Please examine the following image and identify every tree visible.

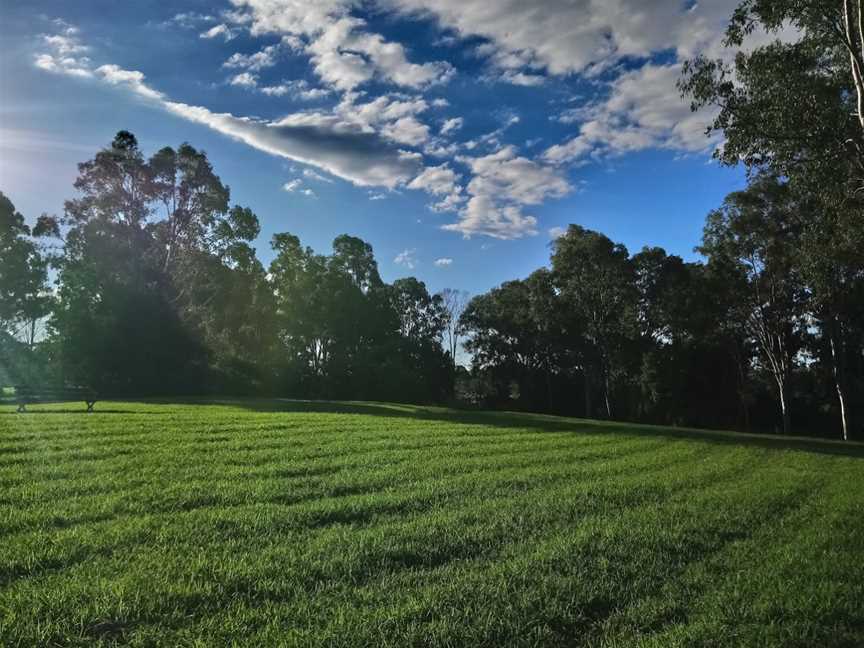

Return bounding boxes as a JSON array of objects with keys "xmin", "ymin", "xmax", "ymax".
[
  {"xmin": 51, "ymin": 131, "xmax": 268, "ymax": 393},
  {"xmin": 699, "ymin": 174, "xmax": 807, "ymax": 435},
  {"xmin": 681, "ymin": 4, "xmax": 864, "ymax": 438},
  {"xmin": 439, "ymin": 288, "xmax": 469, "ymax": 369},
  {"xmin": 796, "ymin": 188, "xmax": 864, "ymax": 440},
  {"xmin": 0, "ymin": 192, "xmax": 51, "ymax": 343},
  {"xmin": 681, "ymin": 2, "xmax": 860, "ymax": 183},
  {"xmin": 330, "ymin": 234, "xmax": 382, "ymax": 293},
  {"xmin": 551, "ymin": 225, "xmax": 636, "ymax": 419},
  {"xmin": 460, "ymin": 270, "xmax": 567, "ymax": 411}
]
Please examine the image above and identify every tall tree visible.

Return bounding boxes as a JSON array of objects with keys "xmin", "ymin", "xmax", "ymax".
[
  {"xmin": 551, "ymin": 225, "xmax": 636, "ymax": 418},
  {"xmin": 796, "ymin": 187, "xmax": 864, "ymax": 440},
  {"xmin": 699, "ymin": 175, "xmax": 806, "ymax": 434},
  {"xmin": 680, "ymin": 0, "xmax": 863, "ymax": 198},
  {"xmin": 52, "ymin": 132, "xmax": 267, "ymax": 393},
  {"xmin": 460, "ymin": 270, "xmax": 567, "ymax": 411},
  {"xmin": 439, "ymin": 288, "xmax": 469, "ymax": 369},
  {"xmin": 0, "ymin": 192, "xmax": 51, "ymax": 343}
]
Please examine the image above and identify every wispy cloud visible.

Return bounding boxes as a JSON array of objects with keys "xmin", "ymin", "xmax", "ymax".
[
  {"xmin": 394, "ymin": 248, "xmax": 418, "ymax": 269},
  {"xmin": 200, "ymin": 24, "xmax": 237, "ymax": 41}
]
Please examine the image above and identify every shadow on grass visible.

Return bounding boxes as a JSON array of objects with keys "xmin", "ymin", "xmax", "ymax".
[
  {"xmin": 0, "ymin": 409, "xmax": 147, "ymax": 416},
  {"xmin": 117, "ymin": 397, "xmax": 864, "ymax": 460}
]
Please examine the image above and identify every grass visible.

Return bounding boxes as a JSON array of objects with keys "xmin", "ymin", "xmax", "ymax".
[{"xmin": 1, "ymin": 400, "xmax": 862, "ymax": 647}]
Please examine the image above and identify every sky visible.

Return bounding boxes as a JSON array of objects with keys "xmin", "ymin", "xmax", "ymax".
[{"xmin": 0, "ymin": 0, "xmax": 756, "ymax": 296}]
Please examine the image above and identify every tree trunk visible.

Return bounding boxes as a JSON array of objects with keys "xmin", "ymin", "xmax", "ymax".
[
  {"xmin": 732, "ymin": 344, "xmax": 750, "ymax": 432},
  {"xmin": 776, "ymin": 376, "xmax": 790, "ymax": 435},
  {"xmin": 583, "ymin": 368, "xmax": 592, "ymax": 419},
  {"xmin": 829, "ymin": 334, "xmax": 850, "ymax": 441},
  {"xmin": 603, "ymin": 366, "xmax": 613, "ymax": 419},
  {"xmin": 844, "ymin": 0, "xmax": 864, "ymax": 131}
]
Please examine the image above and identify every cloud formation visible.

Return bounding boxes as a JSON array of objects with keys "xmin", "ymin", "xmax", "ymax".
[
  {"xmin": 200, "ymin": 24, "xmax": 238, "ymax": 41},
  {"xmin": 444, "ymin": 146, "xmax": 571, "ymax": 239},
  {"xmin": 38, "ymin": 46, "xmax": 425, "ymax": 188},
  {"xmin": 31, "ymin": 0, "xmax": 765, "ymax": 240},
  {"xmin": 230, "ymin": 0, "xmax": 453, "ymax": 91},
  {"xmin": 384, "ymin": 0, "xmax": 739, "ymax": 76},
  {"xmin": 394, "ymin": 248, "xmax": 418, "ymax": 269}
]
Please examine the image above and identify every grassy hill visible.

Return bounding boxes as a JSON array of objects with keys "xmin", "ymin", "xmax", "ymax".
[{"xmin": 1, "ymin": 400, "xmax": 862, "ymax": 646}]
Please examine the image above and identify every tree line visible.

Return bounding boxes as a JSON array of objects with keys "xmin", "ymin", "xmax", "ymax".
[
  {"xmin": 0, "ymin": 131, "xmax": 453, "ymax": 403},
  {"xmin": 1, "ymin": 0, "xmax": 863, "ymax": 439},
  {"xmin": 460, "ymin": 0, "xmax": 864, "ymax": 440}
]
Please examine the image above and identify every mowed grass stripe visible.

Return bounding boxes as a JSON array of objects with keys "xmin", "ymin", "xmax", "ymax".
[
  {"xmin": 1, "ymin": 436, "xmax": 715, "ymax": 538},
  {"xmin": 0, "ymin": 436, "xmax": 717, "ymax": 576},
  {"xmin": 1, "ymin": 401, "xmax": 862, "ymax": 647}
]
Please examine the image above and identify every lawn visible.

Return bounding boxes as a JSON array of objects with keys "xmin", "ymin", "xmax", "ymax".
[{"xmin": 1, "ymin": 400, "xmax": 862, "ymax": 647}]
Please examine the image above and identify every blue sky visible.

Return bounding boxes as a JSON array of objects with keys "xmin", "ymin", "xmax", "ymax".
[{"xmin": 0, "ymin": 0, "xmax": 750, "ymax": 296}]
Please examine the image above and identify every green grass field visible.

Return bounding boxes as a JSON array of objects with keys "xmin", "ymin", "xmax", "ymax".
[{"xmin": 1, "ymin": 400, "xmax": 862, "ymax": 647}]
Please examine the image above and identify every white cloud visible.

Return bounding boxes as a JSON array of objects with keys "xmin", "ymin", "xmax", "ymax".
[
  {"xmin": 229, "ymin": 72, "xmax": 259, "ymax": 87},
  {"xmin": 548, "ymin": 226, "xmax": 566, "ymax": 239},
  {"xmin": 498, "ymin": 70, "xmax": 545, "ymax": 87},
  {"xmin": 434, "ymin": 257, "xmax": 453, "ymax": 267},
  {"xmin": 259, "ymin": 84, "xmax": 290, "ymax": 96},
  {"xmin": 331, "ymin": 94, "xmax": 434, "ymax": 146},
  {"xmin": 303, "ymin": 168, "xmax": 334, "ymax": 183},
  {"xmin": 43, "ymin": 34, "xmax": 88, "ymax": 55},
  {"xmin": 230, "ymin": 0, "xmax": 453, "ymax": 91},
  {"xmin": 223, "ymin": 44, "xmax": 281, "ymax": 71},
  {"xmin": 96, "ymin": 64, "xmax": 165, "ymax": 101},
  {"xmin": 466, "ymin": 146, "xmax": 571, "ymax": 205},
  {"xmin": 169, "ymin": 12, "xmax": 216, "ymax": 29},
  {"xmin": 34, "ymin": 53, "xmax": 92, "ymax": 78},
  {"xmin": 383, "ymin": 0, "xmax": 740, "ymax": 76},
  {"xmin": 283, "ymin": 178, "xmax": 316, "ymax": 197},
  {"xmin": 394, "ymin": 248, "xmax": 418, "ymax": 269},
  {"xmin": 440, "ymin": 117, "xmax": 463, "ymax": 135},
  {"xmin": 258, "ymin": 79, "xmax": 332, "ymax": 100},
  {"xmin": 200, "ymin": 24, "xmax": 238, "ymax": 41},
  {"xmin": 381, "ymin": 116, "xmax": 430, "ymax": 146},
  {"xmin": 543, "ymin": 63, "xmax": 720, "ymax": 164},
  {"xmin": 298, "ymin": 86, "xmax": 331, "ymax": 100},
  {"xmin": 38, "ymin": 48, "xmax": 424, "ymax": 188},
  {"xmin": 444, "ymin": 195, "xmax": 537, "ymax": 240},
  {"xmin": 407, "ymin": 163, "xmax": 459, "ymax": 195},
  {"xmin": 33, "ymin": 1, "xmax": 767, "ymax": 241},
  {"xmin": 443, "ymin": 146, "xmax": 571, "ymax": 239},
  {"xmin": 430, "ymin": 191, "xmax": 465, "ymax": 213},
  {"xmin": 35, "ymin": 28, "xmax": 92, "ymax": 78}
]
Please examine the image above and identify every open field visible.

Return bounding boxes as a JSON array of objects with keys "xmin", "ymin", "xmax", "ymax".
[{"xmin": 1, "ymin": 401, "xmax": 863, "ymax": 647}]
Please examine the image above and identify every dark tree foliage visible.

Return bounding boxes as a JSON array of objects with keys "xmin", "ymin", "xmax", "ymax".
[
  {"xmin": 0, "ymin": 192, "xmax": 53, "ymax": 384},
  {"xmin": 460, "ymin": 178, "xmax": 863, "ymax": 439},
  {"xmin": 19, "ymin": 131, "xmax": 452, "ymax": 400},
  {"xmin": 268, "ymin": 235, "xmax": 451, "ymax": 402},
  {"xmin": 677, "ymin": 0, "xmax": 864, "ymax": 439}
]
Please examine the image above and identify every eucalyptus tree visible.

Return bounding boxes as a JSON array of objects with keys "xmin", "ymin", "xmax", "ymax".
[
  {"xmin": 459, "ymin": 270, "xmax": 566, "ymax": 410},
  {"xmin": 699, "ymin": 175, "xmax": 807, "ymax": 435},
  {"xmin": 439, "ymin": 288, "xmax": 469, "ymax": 369},
  {"xmin": 795, "ymin": 185, "xmax": 864, "ymax": 440},
  {"xmin": 0, "ymin": 192, "xmax": 51, "ymax": 344},
  {"xmin": 680, "ymin": 0, "xmax": 862, "ymax": 187},
  {"xmin": 52, "ymin": 132, "xmax": 268, "ymax": 392},
  {"xmin": 551, "ymin": 225, "xmax": 636, "ymax": 419}
]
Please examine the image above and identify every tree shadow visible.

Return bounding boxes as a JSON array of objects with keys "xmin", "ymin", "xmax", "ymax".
[
  {"xmin": 122, "ymin": 397, "xmax": 864, "ymax": 459},
  {"xmin": 0, "ymin": 409, "xmax": 148, "ymax": 416}
]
